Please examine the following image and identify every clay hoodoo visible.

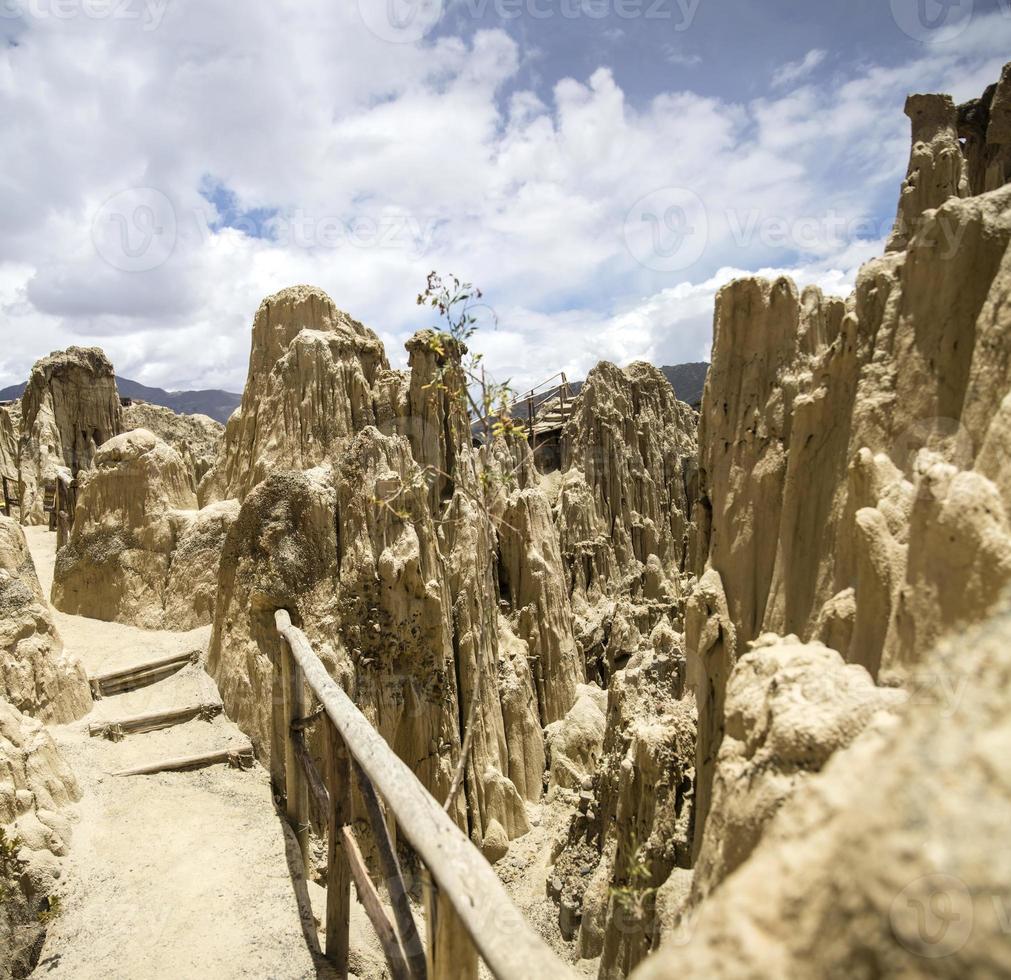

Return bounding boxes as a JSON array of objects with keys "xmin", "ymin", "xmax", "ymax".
[
  {"xmin": 0, "ymin": 517, "xmax": 88, "ymax": 979},
  {"xmin": 657, "ymin": 61, "xmax": 1011, "ymax": 980},
  {"xmin": 886, "ymin": 94, "xmax": 968, "ymax": 252},
  {"xmin": 0, "ymin": 517, "xmax": 91, "ymax": 724},
  {"xmin": 0, "ymin": 404, "xmax": 18, "ymax": 510},
  {"xmin": 547, "ymin": 360, "xmax": 700, "ymax": 979},
  {"xmin": 558, "ymin": 361, "xmax": 698, "ymax": 682},
  {"xmin": 0, "ymin": 699, "xmax": 81, "ymax": 980},
  {"xmin": 634, "ymin": 602, "xmax": 1011, "ymax": 979},
  {"xmin": 16, "ymin": 347, "xmax": 123, "ymax": 526},
  {"xmin": 199, "ymin": 285, "xmax": 390, "ymax": 506},
  {"xmin": 204, "ymin": 289, "xmax": 603, "ymax": 857},
  {"xmin": 122, "ymin": 401, "xmax": 224, "ymax": 493},
  {"xmin": 52, "ymin": 429, "xmax": 236, "ymax": 630}
]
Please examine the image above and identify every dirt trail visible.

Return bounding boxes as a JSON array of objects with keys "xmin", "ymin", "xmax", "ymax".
[{"xmin": 22, "ymin": 527, "xmax": 364, "ymax": 980}]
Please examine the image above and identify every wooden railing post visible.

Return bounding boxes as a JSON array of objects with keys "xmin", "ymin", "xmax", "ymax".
[
  {"xmin": 425, "ymin": 872, "xmax": 479, "ymax": 980},
  {"xmin": 281, "ymin": 643, "xmax": 311, "ymax": 873},
  {"xmin": 274, "ymin": 609, "xmax": 577, "ymax": 980},
  {"xmin": 324, "ymin": 715, "xmax": 352, "ymax": 975}
]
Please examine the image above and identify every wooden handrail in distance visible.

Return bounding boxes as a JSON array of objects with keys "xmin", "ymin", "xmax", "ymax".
[{"xmin": 274, "ymin": 609, "xmax": 576, "ymax": 980}]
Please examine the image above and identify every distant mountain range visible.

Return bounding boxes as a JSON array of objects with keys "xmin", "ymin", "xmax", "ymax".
[
  {"xmin": 0, "ymin": 376, "xmax": 242, "ymax": 424},
  {"xmin": 0, "ymin": 361, "xmax": 707, "ymax": 427},
  {"xmin": 659, "ymin": 362, "xmax": 708, "ymax": 408}
]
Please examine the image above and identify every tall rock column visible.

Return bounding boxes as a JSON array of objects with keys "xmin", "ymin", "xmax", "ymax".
[
  {"xmin": 200, "ymin": 285, "xmax": 390, "ymax": 504},
  {"xmin": 886, "ymin": 93, "xmax": 969, "ymax": 252},
  {"xmin": 17, "ymin": 347, "xmax": 122, "ymax": 525}
]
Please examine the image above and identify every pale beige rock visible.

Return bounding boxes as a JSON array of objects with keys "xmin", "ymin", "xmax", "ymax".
[
  {"xmin": 685, "ymin": 568, "xmax": 736, "ymax": 863},
  {"xmin": 0, "ymin": 517, "xmax": 90, "ymax": 724},
  {"xmin": 0, "ymin": 698, "xmax": 80, "ymax": 979},
  {"xmin": 558, "ymin": 361, "xmax": 697, "ymax": 699},
  {"xmin": 552, "ymin": 625, "xmax": 694, "ymax": 978},
  {"xmin": 200, "ymin": 285, "xmax": 389, "ymax": 505},
  {"xmin": 886, "ymin": 94, "xmax": 969, "ymax": 252},
  {"xmin": 691, "ymin": 183, "xmax": 1011, "ymax": 681},
  {"xmin": 164, "ymin": 499, "xmax": 241, "ymax": 631},
  {"xmin": 690, "ymin": 636, "xmax": 903, "ymax": 907},
  {"xmin": 123, "ymin": 401, "xmax": 223, "ymax": 492},
  {"xmin": 665, "ymin": 65, "xmax": 1011, "ymax": 980},
  {"xmin": 544, "ymin": 683, "xmax": 607, "ymax": 791},
  {"xmin": 500, "ymin": 487, "xmax": 583, "ymax": 725},
  {"xmin": 560, "ymin": 361, "xmax": 696, "ymax": 600},
  {"xmin": 52, "ymin": 430, "xmax": 233, "ymax": 630},
  {"xmin": 204, "ymin": 302, "xmax": 591, "ymax": 856},
  {"xmin": 633, "ymin": 599, "xmax": 1011, "ymax": 980},
  {"xmin": 988, "ymin": 63, "xmax": 1011, "ymax": 190},
  {"xmin": 496, "ymin": 617, "xmax": 547, "ymax": 805},
  {"xmin": 16, "ymin": 347, "xmax": 122, "ymax": 525},
  {"xmin": 0, "ymin": 403, "xmax": 17, "ymax": 495}
]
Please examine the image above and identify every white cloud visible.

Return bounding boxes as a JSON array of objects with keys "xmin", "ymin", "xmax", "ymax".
[
  {"xmin": 0, "ymin": 4, "xmax": 1009, "ymax": 397},
  {"xmin": 771, "ymin": 48, "xmax": 827, "ymax": 89},
  {"xmin": 663, "ymin": 46, "xmax": 703, "ymax": 67}
]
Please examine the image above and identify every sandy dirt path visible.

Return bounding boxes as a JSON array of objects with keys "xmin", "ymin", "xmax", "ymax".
[{"xmin": 23, "ymin": 527, "xmax": 346, "ymax": 980}]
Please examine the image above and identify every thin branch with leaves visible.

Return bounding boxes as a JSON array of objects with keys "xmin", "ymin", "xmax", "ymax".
[{"xmin": 412, "ymin": 273, "xmax": 531, "ymax": 819}]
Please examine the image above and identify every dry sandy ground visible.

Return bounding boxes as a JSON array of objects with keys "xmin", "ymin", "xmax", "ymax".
[
  {"xmin": 23, "ymin": 527, "xmax": 590, "ymax": 980},
  {"xmin": 23, "ymin": 527, "xmax": 390, "ymax": 980}
]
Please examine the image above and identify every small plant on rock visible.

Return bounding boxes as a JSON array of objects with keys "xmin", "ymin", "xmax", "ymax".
[{"xmin": 610, "ymin": 836, "xmax": 656, "ymax": 926}]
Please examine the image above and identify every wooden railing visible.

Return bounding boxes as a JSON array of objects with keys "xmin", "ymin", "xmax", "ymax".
[
  {"xmin": 274, "ymin": 610, "xmax": 577, "ymax": 980},
  {"xmin": 472, "ymin": 372, "xmax": 574, "ymax": 439},
  {"xmin": 0, "ymin": 475, "xmax": 18, "ymax": 518}
]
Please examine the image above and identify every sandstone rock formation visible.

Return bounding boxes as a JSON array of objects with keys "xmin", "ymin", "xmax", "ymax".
[
  {"xmin": 122, "ymin": 401, "xmax": 223, "ymax": 492},
  {"xmin": 557, "ymin": 362, "xmax": 697, "ymax": 685},
  {"xmin": 886, "ymin": 94, "xmax": 968, "ymax": 252},
  {"xmin": 16, "ymin": 348, "xmax": 122, "ymax": 525},
  {"xmin": 0, "ymin": 699, "xmax": 81, "ymax": 980},
  {"xmin": 203, "ymin": 299, "xmax": 567, "ymax": 855},
  {"xmin": 959, "ymin": 61, "xmax": 1011, "ymax": 197},
  {"xmin": 52, "ymin": 429, "xmax": 235, "ymax": 630},
  {"xmin": 689, "ymin": 635, "xmax": 902, "ymax": 908},
  {"xmin": 199, "ymin": 285, "xmax": 389, "ymax": 506},
  {"xmin": 0, "ymin": 404, "xmax": 17, "ymax": 507},
  {"xmin": 544, "ymin": 683, "xmax": 606, "ymax": 792},
  {"xmin": 661, "ymin": 61, "xmax": 1011, "ymax": 980},
  {"xmin": 0, "ymin": 517, "xmax": 90, "ymax": 724},
  {"xmin": 692, "ymin": 182, "xmax": 1011, "ymax": 681},
  {"xmin": 634, "ymin": 599, "xmax": 1011, "ymax": 980},
  {"xmin": 552, "ymin": 622, "xmax": 694, "ymax": 980},
  {"xmin": 0, "ymin": 522, "xmax": 85, "ymax": 978}
]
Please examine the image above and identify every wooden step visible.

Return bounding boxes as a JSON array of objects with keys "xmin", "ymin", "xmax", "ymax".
[
  {"xmin": 88, "ymin": 702, "xmax": 223, "ymax": 740},
  {"xmin": 112, "ymin": 744, "xmax": 254, "ymax": 778},
  {"xmin": 89, "ymin": 651, "xmax": 200, "ymax": 698}
]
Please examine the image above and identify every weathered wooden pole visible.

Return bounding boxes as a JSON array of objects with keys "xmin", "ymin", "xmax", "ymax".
[
  {"xmin": 324, "ymin": 715, "xmax": 352, "ymax": 975},
  {"xmin": 425, "ymin": 873, "xmax": 478, "ymax": 980},
  {"xmin": 281, "ymin": 643, "xmax": 311, "ymax": 873}
]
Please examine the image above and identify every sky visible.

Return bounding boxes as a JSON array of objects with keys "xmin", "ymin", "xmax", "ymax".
[{"xmin": 1, "ymin": 0, "xmax": 1010, "ymax": 396}]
